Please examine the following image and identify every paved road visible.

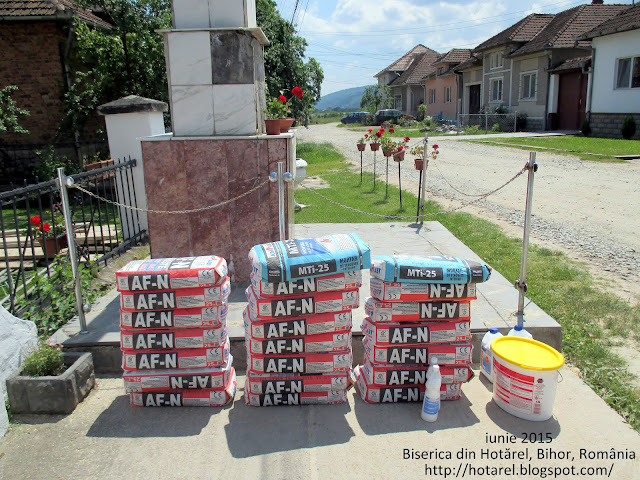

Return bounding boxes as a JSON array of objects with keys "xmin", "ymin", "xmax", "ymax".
[{"xmin": 296, "ymin": 124, "xmax": 640, "ymax": 304}]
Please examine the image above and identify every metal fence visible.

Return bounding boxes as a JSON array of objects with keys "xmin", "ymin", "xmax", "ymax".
[
  {"xmin": 458, "ymin": 113, "xmax": 518, "ymax": 134},
  {"xmin": 0, "ymin": 158, "xmax": 146, "ymax": 315}
]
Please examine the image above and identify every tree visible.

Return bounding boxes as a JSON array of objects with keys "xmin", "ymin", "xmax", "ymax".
[
  {"xmin": 0, "ymin": 85, "xmax": 29, "ymax": 134},
  {"xmin": 360, "ymin": 85, "xmax": 392, "ymax": 113},
  {"xmin": 63, "ymin": 0, "xmax": 171, "ymax": 138},
  {"xmin": 257, "ymin": 0, "xmax": 323, "ymax": 125}
]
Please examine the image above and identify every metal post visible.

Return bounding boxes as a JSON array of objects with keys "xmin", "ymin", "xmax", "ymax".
[
  {"xmin": 515, "ymin": 152, "xmax": 538, "ymax": 324},
  {"xmin": 360, "ymin": 150, "xmax": 363, "ymax": 184},
  {"xmin": 56, "ymin": 167, "xmax": 89, "ymax": 333},
  {"xmin": 398, "ymin": 161, "xmax": 402, "ymax": 209},
  {"xmin": 514, "ymin": 111, "xmax": 518, "ymax": 133},
  {"xmin": 416, "ymin": 169, "xmax": 422, "ymax": 222},
  {"xmin": 373, "ymin": 150, "xmax": 377, "ymax": 188},
  {"xmin": 269, "ymin": 161, "xmax": 293, "ymax": 241},
  {"xmin": 485, "ymin": 113, "xmax": 488, "ymax": 134},
  {"xmin": 385, "ymin": 156, "xmax": 389, "ymax": 197},
  {"xmin": 419, "ymin": 133, "xmax": 429, "ymax": 224}
]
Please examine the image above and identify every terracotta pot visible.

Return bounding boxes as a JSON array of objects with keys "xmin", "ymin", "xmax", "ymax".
[
  {"xmin": 393, "ymin": 150, "xmax": 406, "ymax": 162},
  {"xmin": 37, "ymin": 235, "xmax": 68, "ymax": 257},
  {"xmin": 414, "ymin": 158, "xmax": 428, "ymax": 170},
  {"xmin": 356, "ymin": 143, "xmax": 366, "ymax": 152},
  {"xmin": 382, "ymin": 148, "xmax": 393, "ymax": 157},
  {"xmin": 370, "ymin": 143, "xmax": 380, "ymax": 151},
  {"xmin": 265, "ymin": 119, "xmax": 282, "ymax": 135},
  {"xmin": 280, "ymin": 117, "xmax": 294, "ymax": 133}
]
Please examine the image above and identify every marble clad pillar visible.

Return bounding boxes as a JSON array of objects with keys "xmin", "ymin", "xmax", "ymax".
[{"xmin": 141, "ymin": 0, "xmax": 294, "ymax": 281}]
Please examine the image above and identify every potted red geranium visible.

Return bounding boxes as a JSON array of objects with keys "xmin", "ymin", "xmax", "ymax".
[{"xmin": 22, "ymin": 207, "xmax": 68, "ymax": 257}]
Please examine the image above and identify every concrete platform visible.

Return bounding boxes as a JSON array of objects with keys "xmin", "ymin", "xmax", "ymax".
[{"xmin": 55, "ymin": 222, "xmax": 561, "ymax": 372}]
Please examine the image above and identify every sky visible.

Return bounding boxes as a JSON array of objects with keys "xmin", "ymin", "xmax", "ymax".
[{"xmin": 273, "ymin": 0, "xmax": 636, "ymax": 96}]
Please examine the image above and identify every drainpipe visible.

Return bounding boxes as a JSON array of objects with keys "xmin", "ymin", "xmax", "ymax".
[
  {"xmin": 585, "ymin": 48, "xmax": 596, "ymax": 121},
  {"xmin": 62, "ymin": 23, "xmax": 82, "ymax": 163}
]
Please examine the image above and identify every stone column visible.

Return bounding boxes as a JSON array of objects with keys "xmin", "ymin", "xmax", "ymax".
[{"xmin": 98, "ymin": 96, "xmax": 168, "ymax": 237}]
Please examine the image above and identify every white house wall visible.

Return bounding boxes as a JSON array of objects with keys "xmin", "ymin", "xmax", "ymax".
[{"xmin": 591, "ymin": 29, "xmax": 640, "ymax": 113}]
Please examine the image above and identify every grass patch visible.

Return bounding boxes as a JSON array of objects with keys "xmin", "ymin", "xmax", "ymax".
[
  {"xmin": 467, "ymin": 135, "xmax": 640, "ymax": 162},
  {"xmin": 296, "ymin": 141, "xmax": 640, "ymax": 430}
]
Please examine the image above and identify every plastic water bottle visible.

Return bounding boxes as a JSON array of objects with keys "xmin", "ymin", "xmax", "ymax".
[
  {"xmin": 508, "ymin": 325, "xmax": 533, "ymax": 339},
  {"xmin": 422, "ymin": 359, "xmax": 441, "ymax": 422},
  {"xmin": 480, "ymin": 328, "xmax": 503, "ymax": 382}
]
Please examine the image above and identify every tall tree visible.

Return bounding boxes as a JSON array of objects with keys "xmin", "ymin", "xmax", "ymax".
[
  {"xmin": 360, "ymin": 85, "xmax": 392, "ymax": 113},
  {"xmin": 257, "ymin": 0, "xmax": 323, "ymax": 125}
]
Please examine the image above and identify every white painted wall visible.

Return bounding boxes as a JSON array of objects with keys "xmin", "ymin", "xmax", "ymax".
[
  {"xmin": 0, "ymin": 306, "xmax": 37, "ymax": 440},
  {"xmin": 104, "ymin": 111, "xmax": 166, "ymax": 236},
  {"xmin": 590, "ymin": 29, "xmax": 640, "ymax": 113}
]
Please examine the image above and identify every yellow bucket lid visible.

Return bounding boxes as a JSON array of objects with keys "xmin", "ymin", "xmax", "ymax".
[{"xmin": 492, "ymin": 337, "xmax": 565, "ymax": 371}]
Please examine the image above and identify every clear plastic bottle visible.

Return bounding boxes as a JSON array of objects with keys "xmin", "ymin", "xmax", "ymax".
[
  {"xmin": 421, "ymin": 358, "xmax": 441, "ymax": 422},
  {"xmin": 480, "ymin": 328, "xmax": 503, "ymax": 382},
  {"xmin": 508, "ymin": 325, "xmax": 533, "ymax": 339}
]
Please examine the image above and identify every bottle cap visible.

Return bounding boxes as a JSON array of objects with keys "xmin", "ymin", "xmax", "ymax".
[
  {"xmin": 489, "ymin": 327, "xmax": 498, "ymax": 334},
  {"xmin": 430, "ymin": 356, "xmax": 438, "ymax": 365},
  {"xmin": 514, "ymin": 325, "xmax": 523, "ymax": 331}
]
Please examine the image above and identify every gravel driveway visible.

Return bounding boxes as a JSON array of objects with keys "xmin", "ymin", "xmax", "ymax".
[{"xmin": 296, "ymin": 123, "xmax": 640, "ymax": 303}]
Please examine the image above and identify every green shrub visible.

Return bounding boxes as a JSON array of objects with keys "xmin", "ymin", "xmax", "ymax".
[
  {"xmin": 491, "ymin": 123, "xmax": 501, "ymax": 132},
  {"xmin": 621, "ymin": 115, "xmax": 636, "ymax": 140},
  {"xmin": 581, "ymin": 119, "xmax": 592, "ymax": 136},
  {"xmin": 21, "ymin": 342, "xmax": 65, "ymax": 376},
  {"xmin": 464, "ymin": 125, "xmax": 481, "ymax": 135},
  {"xmin": 417, "ymin": 104, "xmax": 426, "ymax": 121}
]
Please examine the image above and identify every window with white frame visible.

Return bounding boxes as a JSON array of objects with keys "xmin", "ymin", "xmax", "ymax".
[
  {"xmin": 615, "ymin": 56, "xmax": 640, "ymax": 89},
  {"xmin": 394, "ymin": 95, "xmax": 402, "ymax": 109},
  {"xmin": 444, "ymin": 86, "xmax": 451, "ymax": 103},
  {"xmin": 490, "ymin": 52, "xmax": 503, "ymax": 70},
  {"xmin": 521, "ymin": 72, "xmax": 537, "ymax": 99},
  {"xmin": 429, "ymin": 89, "xmax": 436, "ymax": 104},
  {"xmin": 490, "ymin": 77, "xmax": 503, "ymax": 102},
  {"xmin": 438, "ymin": 66, "xmax": 445, "ymax": 75}
]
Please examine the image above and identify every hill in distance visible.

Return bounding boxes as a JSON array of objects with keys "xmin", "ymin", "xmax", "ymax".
[{"xmin": 315, "ymin": 85, "xmax": 373, "ymax": 111}]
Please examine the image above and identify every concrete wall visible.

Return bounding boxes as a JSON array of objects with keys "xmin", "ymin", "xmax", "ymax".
[
  {"xmin": 590, "ymin": 29, "xmax": 640, "ymax": 114},
  {"xmin": 483, "ymin": 47, "xmax": 512, "ymax": 111},
  {"xmin": 510, "ymin": 53, "xmax": 548, "ymax": 119},
  {"xmin": 424, "ymin": 70, "xmax": 458, "ymax": 120},
  {"xmin": 0, "ymin": 306, "xmax": 38, "ymax": 439},
  {"xmin": 589, "ymin": 112, "xmax": 640, "ymax": 139}
]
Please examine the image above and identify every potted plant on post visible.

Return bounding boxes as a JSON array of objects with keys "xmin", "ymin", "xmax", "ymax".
[
  {"xmin": 393, "ymin": 136, "xmax": 411, "ymax": 162},
  {"xmin": 411, "ymin": 143, "xmax": 425, "ymax": 170},
  {"xmin": 369, "ymin": 129, "xmax": 381, "ymax": 151},
  {"xmin": 6, "ymin": 342, "xmax": 95, "ymax": 414},
  {"xmin": 357, "ymin": 133, "xmax": 368, "ymax": 151}
]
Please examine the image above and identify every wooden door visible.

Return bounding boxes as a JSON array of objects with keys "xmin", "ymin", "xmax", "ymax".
[
  {"xmin": 557, "ymin": 72, "xmax": 587, "ymax": 130},
  {"xmin": 469, "ymin": 85, "xmax": 481, "ymax": 114}
]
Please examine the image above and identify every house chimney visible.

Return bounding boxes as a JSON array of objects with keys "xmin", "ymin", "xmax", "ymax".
[{"xmin": 591, "ymin": 0, "xmax": 604, "ymax": 4}]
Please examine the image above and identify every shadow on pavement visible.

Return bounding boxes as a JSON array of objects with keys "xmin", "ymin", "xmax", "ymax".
[
  {"xmin": 86, "ymin": 394, "xmax": 227, "ymax": 437},
  {"xmin": 485, "ymin": 400, "xmax": 562, "ymax": 439},
  {"xmin": 225, "ymin": 387, "xmax": 355, "ymax": 458},
  {"xmin": 352, "ymin": 391, "xmax": 480, "ymax": 435}
]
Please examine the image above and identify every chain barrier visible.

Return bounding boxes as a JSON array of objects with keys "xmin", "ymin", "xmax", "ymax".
[
  {"xmin": 300, "ymin": 163, "xmax": 528, "ymax": 220},
  {"xmin": 72, "ymin": 178, "xmax": 270, "ymax": 215}
]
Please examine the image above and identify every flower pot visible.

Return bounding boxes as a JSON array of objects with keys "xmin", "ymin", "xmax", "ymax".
[
  {"xmin": 6, "ymin": 352, "xmax": 95, "ymax": 414},
  {"xmin": 393, "ymin": 150, "xmax": 406, "ymax": 162},
  {"xmin": 37, "ymin": 234, "xmax": 68, "ymax": 258},
  {"xmin": 265, "ymin": 119, "xmax": 282, "ymax": 135},
  {"xmin": 370, "ymin": 143, "xmax": 380, "ymax": 152},
  {"xmin": 280, "ymin": 117, "xmax": 294, "ymax": 133},
  {"xmin": 382, "ymin": 148, "xmax": 393, "ymax": 157},
  {"xmin": 356, "ymin": 143, "xmax": 366, "ymax": 152},
  {"xmin": 414, "ymin": 158, "xmax": 428, "ymax": 170}
]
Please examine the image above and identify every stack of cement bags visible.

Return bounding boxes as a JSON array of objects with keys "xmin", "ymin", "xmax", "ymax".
[
  {"xmin": 117, "ymin": 256, "xmax": 235, "ymax": 407},
  {"xmin": 354, "ymin": 255, "xmax": 490, "ymax": 403},
  {"xmin": 244, "ymin": 234, "xmax": 371, "ymax": 406}
]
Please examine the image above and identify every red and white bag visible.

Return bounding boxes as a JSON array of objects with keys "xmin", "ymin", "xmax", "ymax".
[
  {"xmin": 364, "ymin": 297, "xmax": 471, "ymax": 322},
  {"xmin": 361, "ymin": 317, "xmax": 470, "ymax": 345},
  {"xmin": 354, "ymin": 366, "xmax": 462, "ymax": 403},
  {"xmin": 247, "ymin": 349, "xmax": 352, "ymax": 375},
  {"xmin": 246, "ymin": 286, "xmax": 358, "ymax": 319},
  {"xmin": 370, "ymin": 279, "xmax": 477, "ymax": 302},
  {"xmin": 245, "ymin": 389, "xmax": 348, "ymax": 406},
  {"xmin": 362, "ymin": 337, "xmax": 472, "ymax": 366},
  {"xmin": 123, "ymin": 357, "xmax": 234, "ymax": 392},
  {"xmin": 120, "ymin": 279, "xmax": 230, "ymax": 311},
  {"xmin": 251, "ymin": 271, "xmax": 362, "ymax": 297},
  {"xmin": 245, "ymin": 371, "xmax": 350, "ymax": 395},
  {"xmin": 122, "ymin": 340, "xmax": 230, "ymax": 371},
  {"xmin": 360, "ymin": 356, "xmax": 474, "ymax": 386},
  {"xmin": 247, "ymin": 330, "xmax": 351, "ymax": 355},
  {"xmin": 121, "ymin": 325, "xmax": 227, "ymax": 350},
  {"xmin": 129, "ymin": 368, "xmax": 236, "ymax": 407},
  {"xmin": 120, "ymin": 305, "xmax": 228, "ymax": 330},
  {"xmin": 243, "ymin": 308, "xmax": 351, "ymax": 339},
  {"xmin": 116, "ymin": 256, "xmax": 227, "ymax": 291}
]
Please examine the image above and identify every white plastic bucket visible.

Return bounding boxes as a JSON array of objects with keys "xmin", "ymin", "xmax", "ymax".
[{"xmin": 491, "ymin": 337, "xmax": 564, "ymax": 421}]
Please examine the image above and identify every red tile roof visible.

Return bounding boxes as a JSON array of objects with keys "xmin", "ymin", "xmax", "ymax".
[
  {"xmin": 580, "ymin": 3, "xmax": 640, "ymax": 39},
  {"xmin": 0, "ymin": 0, "xmax": 111, "ymax": 28},
  {"xmin": 512, "ymin": 4, "xmax": 629, "ymax": 56},
  {"xmin": 390, "ymin": 48, "xmax": 441, "ymax": 86},
  {"xmin": 548, "ymin": 55, "xmax": 591, "ymax": 73},
  {"xmin": 434, "ymin": 48, "xmax": 472, "ymax": 65},
  {"xmin": 474, "ymin": 14, "xmax": 554, "ymax": 51},
  {"xmin": 375, "ymin": 45, "xmax": 431, "ymax": 77}
]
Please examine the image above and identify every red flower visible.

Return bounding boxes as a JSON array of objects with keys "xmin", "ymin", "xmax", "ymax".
[
  {"xmin": 364, "ymin": 134, "xmax": 369, "ymax": 138},
  {"xmin": 389, "ymin": 128, "xmax": 395, "ymax": 133},
  {"xmin": 278, "ymin": 95, "xmax": 287, "ymax": 103},
  {"xmin": 433, "ymin": 144, "xmax": 439, "ymax": 149},
  {"xmin": 404, "ymin": 136, "xmax": 410, "ymax": 142},
  {"xmin": 30, "ymin": 215, "xmax": 41, "ymax": 226},
  {"xmin": 291, "ymin": 86, "xmax": 303, "ymax": 99},
  {"xmin": 398, "ymin": 146, "xmax": 404, "ymax": 151},
  {"xmin": 368, "ymin": 129, "xmax": 372, "ymax": 132},
  {"xmin": 380, "ymin": 128, "xmax": 385, "ymax": 133},
  {"xmin": 375, "ymin": 131, "xmax": 382, "ymax": 138},
  {"xmin": 38, "ymin": 223, "xmax": 51, "ymax": 233}
]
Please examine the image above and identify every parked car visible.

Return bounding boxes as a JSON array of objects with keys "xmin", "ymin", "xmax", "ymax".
[
  {"xmin": 341, "ymin": 112, "xmax": 368, "ymax": 124},
  {"xmin": 374, "ymin": 109, "xmax": 404, "ymax": 125}
]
